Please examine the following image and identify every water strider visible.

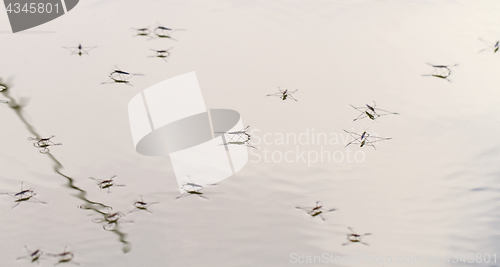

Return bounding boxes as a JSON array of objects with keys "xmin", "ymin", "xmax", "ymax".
[
  {"xmin": 101, "ymin": 66, "xmax": 144, "ymax": 86},
  {"xmin": 129, "ymin": 196, "xmax": 159, "ymax": 214},
  {"xmin": 28, "ymin": 135, "xmax": 62, "ymax": 154},
  {"xmin": 48, "ymin": 247, "xmax": 79, "ymax": 265},
  {"xmin": 17, "ymin": 246, "xmax": 44, "ymax": 264},
  {"xmin": 89, "ymin": 175, "xmax": 125, "ymax": 193},
  {"xmin": 343, "ymin": 129, "xmax": 392, "ymax": 150},
  {"xmin": 423, "ymin": 63, "xmax": 458, "ymax": 82},
  {"xmin": 93, "ymin": 208, "xmax": 134, "ymax": 231},
  {"xmin": 296, "ymin": 201, "xmax": 336, "ymax": 221},
  {"xmin": 176, "ymin": 184, "xmax": 208, "ymax": 200},
  {"xmin": 132, "ymin": 27, "xmax": 150, "ymax": 36},
  {"xmin": 149, "ymin": 23, "xmax": 185, "ymax": 40},
  {"xmin": 63, "ymin": 43, "xmax": 97, "ymax": 56},
  {"xmin": 149, "ymin": 48, "xmax": 172, "ymax": 62},
  {"xmin": 267, "ymin": 87, "xmax": 298, "ymax": 101},
  {"xmin": 0, "ymin": 182, "xmax": 48, "ymax": 208},
  {"xmin": 342, "ymin": 227, "xmax": 372, "ymax": 246},
  {"xmin": 216, "ymin": 125, "xmax": 257, "ymax": 149},
  {"xmin": 478, "ymin": 38, "xmax": 499, "ymax": 53}
]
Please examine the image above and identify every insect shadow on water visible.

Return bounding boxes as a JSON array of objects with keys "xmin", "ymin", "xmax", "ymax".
[
  {"xmin": 0, "ymin": 182, "xmax": 48, "ymax": 208},
  {"xmin": 128, "ymin": 195, "xmax": 159, "ymax": 214},
  {"xmin": 215, "ymin": 125, "xmax": 257, "ymax": 149},
  {"xmin": 63, "ymin": 43, "xmax": 97, "ymax": 56},
  {"xmin": 478, "ymin": 38, "xmax": 499, "ymax": 53},
  {"xmin": 343, "ymin": 129, "xmax": 392, "ymax": 150},
  {"xmin": 92, "ymin": 207, "xmax": 134, "ymax": 231},
  {"xmin": 149, "ymin": 48, "xmax": 172, "ymax": 62},
  {"xmin": 349, "ymin": 101, "xmax": 399, "ymax": 122},
  {"xmin": 47, "ymin": 247, "xmax": 79, "ymax": 266},
  {"xmin": 101, "ymin": 66, "xmax": 144, "ymax": 86},
  {"xmin": 28, "ymin": 135, "xmax": 62, "ymax": 154},
  {"xmin": 343, "ymin": 227, "xmax": 372, "ymax": 246},
  {"xmin": 296, "ymin": 201, "xmax": 336, "ymax": 221},
  {"xmin": 89, "ymin": 175, "xmax": 125, "ymax": 194},
  {"xmin": 267, "ymin": 87, "xmax": 298, "ymax": 102},
  {"xmin": 17, "ymin": 246, "xmax": 45, "ymax": 264},
  {"xmin": 422, "ymin": 63, "xmax": 458, "ymax": 82}
]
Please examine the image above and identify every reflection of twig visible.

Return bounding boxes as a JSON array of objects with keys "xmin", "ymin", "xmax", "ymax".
[
  {"xmin": 1, "ymin": 78, "xmax": 131, "ymax": 253},
  {"xmin": 0, "ymin": 79, "xmax": 38, "ymax": 137}
]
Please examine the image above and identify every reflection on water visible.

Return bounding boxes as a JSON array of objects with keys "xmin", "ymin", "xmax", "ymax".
[
  {"xmin": 2, "ymin": 1, "xmax": 500, "ymax": 265},
  {"xmin": 1, "ymin": 78, "xmax": 132, "ymax": 254},
  {"xmin": 176, "ymin": 184, "xmax": 210, "ymax": 200}
]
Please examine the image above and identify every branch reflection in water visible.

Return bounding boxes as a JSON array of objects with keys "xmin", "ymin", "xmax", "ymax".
[{"xmin": 1, "ymin": 77, "xmax": 132, "ymax": 253}]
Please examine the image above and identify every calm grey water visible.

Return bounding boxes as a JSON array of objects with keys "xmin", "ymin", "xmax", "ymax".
[{"xmin": 1, "ymin": 0, "xmax": 500, "ymax": 266}]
